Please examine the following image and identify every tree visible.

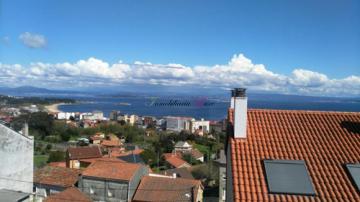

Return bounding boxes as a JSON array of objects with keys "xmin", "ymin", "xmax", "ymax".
[
  {"xmin": 182, "ymin": 153, "xmax": 199, "ymax": 165},
  {"xmin": 45, "ymin": 144, "xmax": 52, "ymax": 151},
  {"xmin": 60, "ymin": 132, "xmax": 71, "ymax": 142},
  {"xmin": 140, "ymin": 149, "xmax": 157, "ymax": 167},
  {"xmin": 47, "ymin": 151, "xmax": 65, "ymax": 163}
]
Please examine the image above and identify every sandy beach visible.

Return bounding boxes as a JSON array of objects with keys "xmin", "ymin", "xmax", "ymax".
[{"xmin": 44, "ymin": 103, "xmax": 64, "ymax": 113}]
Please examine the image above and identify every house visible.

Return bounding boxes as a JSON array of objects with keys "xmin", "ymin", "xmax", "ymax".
[
  {"xmin": 226, "ymin": 88, "xmax": 360, "ymax": 201},
  {"xmin": 90, "ymin": 132, "xmax": 105, "ymax": 144},
  {"xmin": 133, "ymin": 175, "xmax": 203, "ymax": 202},
  {"xmin": 44, "ymin": 187, "xmax": 92, "ymax": 202},
  {"xmin": 0, "ymin": 123, "xmax": 33, "ymax": 195},
  {"xmin": 165, "ymin": 116, "xmax": 193, "ymax": 132},
  {"xmin": 80, "ymin": 159, "xmax": 150, "ymax": 201},
  {"xmin": 163, "ymin": 153, "xmax": 191, "ymax": 168},
  {"xmin": 81, "ymin": 110, "xmax": 104, "ymax": 121},
  {"xmin": 100, "ymin": 134, "xmax": 124, "ymax": 154},
  {"xmin": 162, "ymin": 167, "xmax": 194, "ymax": 179},
  {"xmin": 142, "ymin": 116, "xmax": 156, "ymax": 126},
  {"xmin": 189, "ymin": 118, "xmax": 210, "ymax": 136},
  {"xmin": 109, "ymin": 110, "xmax": 121, "ymax": 121},
  {"xmin": 101, "ymin": 139, "xmax": 123, "ymax": 149},
  {"xmin": 56, "ymin": 112, "xmax": 76, "ymax": 120},
  {"xmin": 34, "ymin": 166, "xmax": 81, "ymax": 200},
  {"xmin": 174, "ymin": 141, "xmax": 193, "ymax": 153},
  {"xmin": 190, "ymin": 149, "xmax": 204, "ymax": 163},
  {"xmin": 66, "ymin": 146, "xmax": 103, "ymax": 169},
  {"xmin": 125, "ymin": 114, "xmax": 138, "ymax": 125}
]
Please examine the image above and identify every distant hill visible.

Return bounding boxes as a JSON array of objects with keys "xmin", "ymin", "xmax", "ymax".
[{"xmin": 0, "ymin": 86, "xmax": 81, "ymax": 97}]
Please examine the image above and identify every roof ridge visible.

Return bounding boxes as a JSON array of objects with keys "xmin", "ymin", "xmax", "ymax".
[{"xmin": 247, "ymin": 108, "xmax": 360, "ymax": 114}]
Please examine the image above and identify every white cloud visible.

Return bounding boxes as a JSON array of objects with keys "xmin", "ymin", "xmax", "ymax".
[
  {"xmin": 0, "ymin": 54, "xmax": 359, "ymax": 96},
  {"xmin": 19, "ymin": 32, "xmax": 47, "ymax": 48}
]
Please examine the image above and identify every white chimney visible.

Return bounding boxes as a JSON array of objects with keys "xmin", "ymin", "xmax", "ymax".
[
  {"xmin": 22, "ymin": 122, "xmax": 29, "ymax": 137},
  {"xmin": 230, "ymin": 89, "xmax": 235, "ymax": 109},
  {"xmin": 233, "ymin": 88, "xmax": 247, "ymax": 138}
]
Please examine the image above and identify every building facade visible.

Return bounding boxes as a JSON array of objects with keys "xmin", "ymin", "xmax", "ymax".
[
  {"xmin": 0, "ymin": 123, "xmax": 33, "ymax": 194},
  {"xmin": 165, "ymin": 116, "xmax": 193, "ymax": 132},
  {"xmin": 80, "ymin": 160, "xmax": 149, "ymax": 202}
]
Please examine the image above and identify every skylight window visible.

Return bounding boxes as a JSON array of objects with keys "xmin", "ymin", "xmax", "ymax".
[
  {"xmin": 263, "ymin": 160, "xmax": 316, "ymax": 195},
  {"xmin": 345, "ymin": 164, "xmax": 360, "ymax": 192}
]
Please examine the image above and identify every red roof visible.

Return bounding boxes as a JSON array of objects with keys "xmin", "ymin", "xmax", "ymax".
[
  {"xmin": 133, "ymin": 176, "xmax": 202, "ymax": 202},
  {"xmin": 44, "ymin": 187, "xmax": 91, "ymax": 202},
  {"xmin": 190, "ymin": 149, "xmax": 203, "ymax": 159},
  {"xmin": 164, "ymin": 153, "xmax": 191, "ymax": 168},
  {"xmin": 101, "ymin": 139, "xmax": 122, "ymax": 147},
  {"xmin": 47, "ymin": 161, "xmax": 66, "ymax": 168},
  {"xmin": 228, "ymin": 109, "xmax": 360, "ymax": 201},
  {"xmin": 79, "ymin": 157, "xmax": 125, "ymax": 164},
  {"xmin": 34, "ymin": 166, "xmax": 81, "ymax": 188},
  {"xmin": 82, "ymin": 159, "xmax": 142, "ymax": 181},
  {"xmin": 67, "ymin": 146, "xmax": 102, "ymax": 160}
]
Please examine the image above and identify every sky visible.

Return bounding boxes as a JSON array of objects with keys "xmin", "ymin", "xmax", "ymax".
[{"xmin": 0, "ymin": 0, "xmax": 359, "ymax": 96}]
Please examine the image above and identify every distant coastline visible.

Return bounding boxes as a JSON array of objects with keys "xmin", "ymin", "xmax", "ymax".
[{"xmin": 44, "ymin": 103, "xmax": 66, "ymax": 113}]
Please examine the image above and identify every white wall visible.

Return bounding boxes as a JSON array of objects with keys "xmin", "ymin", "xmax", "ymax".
[
  {"xmin": 0, "ymin": 124, "xmax": 34, "ymax": 193},
  {"xmin": 191, "ymin": 120, "xmax": 210, "ymax": 133}
]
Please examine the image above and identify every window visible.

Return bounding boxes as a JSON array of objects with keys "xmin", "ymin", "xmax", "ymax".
[
  {"xmin": 89, "ymin": 187, "xmax": 94, "ymax": 195},
  {"xmin": 345, "ymin": 164, "xmax": 360, "ymax": 192},
  {"xmin": 107, "ymin": 190, "xmax": 114, "ymax": 197},
  {"xmin": 263, "ymin": 160, "xmax": 315, "ymax": 195}
]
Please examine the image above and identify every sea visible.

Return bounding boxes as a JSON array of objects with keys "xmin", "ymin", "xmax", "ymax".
[{"xmin": 58, "ymin": 94, "xmax": 360, "ymax": 121}]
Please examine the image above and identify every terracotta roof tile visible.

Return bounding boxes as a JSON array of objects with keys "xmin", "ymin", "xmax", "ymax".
[
  {"xmin": 163, "ymin": 153, "xmax": 191, "ymax": 168},
  {"xmin": 67, "ymin": 146, "xmax": 102, "ymax": 160},
  {"xmin": 82, "ymin": 159, "xmax": 142, "ymax": 181},
  {"xmin": 133, "ymin": 176, "xmax": 202, "ymax": 202},
  {"xmin": 44, "ymin": 187, "xmax": 92, "ymax": 202},
  {"xmin": 190, "ymin": 149, "xmax": 204, "ymax": 159},
  {"xmin": 47, "ymin": 161, "xmax": 66, "ymax": 168},
  {"xmin": 229, "ymin": 109, "xmax": 360, "ymax": 201},
  {"xmin": 101, "ymin": 139, "xmax": 122, "ymax": 147},
  {"xmin": 34, "ymin": 166, "xmax": 81, "ymax": 188}
]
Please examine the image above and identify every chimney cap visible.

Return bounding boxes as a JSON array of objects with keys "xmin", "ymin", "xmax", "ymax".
[{"xmin": 234, "ymin": 88, "xmax": 246, "ymax": 97}]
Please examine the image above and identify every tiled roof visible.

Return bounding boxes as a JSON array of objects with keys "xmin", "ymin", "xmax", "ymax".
[
  {"xmin": 133, "ymin": 176, "xmax": 201, "ymax": 202},
  {"xmin": 162, "ymin": 167, "xmax": 194, "ymax": 179},
  {"xmin": 80, "ymin": 157, "xmax": 125, "ymax": 164},
  {"xmin": 101, "ymin": 139, "xmax": 122, "ymax": 147},
  {"xmin": 47, "ymin": 161, "xmax": 66, "ymax": 168},
  {"xmin": 191, "ymin": 149, "xmax": 203, "ymax": 159},
  {"xmin": 67, "ymin": 146, "xmax": 102, "ymax": 160},
  {"xmin": 163, "ymin": 153, "xmax": 191, "ymax": 168},
  {"xmin": 44, "ymin": 187, "xmax": 92, "ymax": 202},
  {"xmin": 82, "ymin": 159, "xmax": 142, "ymax": 181},
  {"xmin": 90, "ymin": 135, "xmax": 102, "ymax": 141},
  {"xmin": 228, "ymin": 109, "xmax": 360, "ymax": 201},
  {"xmin": 34, "ymin": 166, "xmax": 81, "ymax": 188}
]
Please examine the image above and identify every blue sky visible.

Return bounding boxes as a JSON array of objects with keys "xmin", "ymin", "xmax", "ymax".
[{"xmin": 0, "ymin": 0, "xmax": 359, "ymax": 96}]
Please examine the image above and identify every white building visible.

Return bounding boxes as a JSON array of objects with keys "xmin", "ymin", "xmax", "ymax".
[
  {"xmin": 174, "ymin": 141, "xmax": 192, "ymax": 153},
  {"xmin": 189, "ymin": 118, "xmax": 210, "ymax": 135},
  {"xmin": 0, "ymin": 123, "xmax": 33, "ymax": 197},
  {"xmin": 81, "ymin": 111, "xmax": 104, "ymax": 120},
  {"xmin": 165, "ymin": 116, "xmax": 193, "ymax": 132},
  {"xmin": 56, "ymin": 112, "xmax": 76, "ymax": 120}
]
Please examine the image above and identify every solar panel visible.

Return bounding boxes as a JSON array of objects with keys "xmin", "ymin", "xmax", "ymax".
[
  {"xmin": 345, "ymin": 164, "xmax": 360, "ymax": 192},
  {"xmin": 263, "ymin": 160, "xmax": 316, "ymax": 195}
]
